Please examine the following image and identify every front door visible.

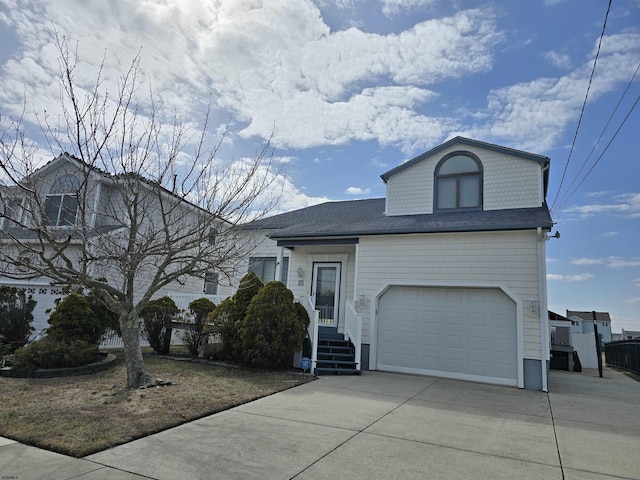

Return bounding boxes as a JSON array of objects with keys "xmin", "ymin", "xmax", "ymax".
[{"xmin": 312, "ymin": 263, "xmax": 341, "ymax": 327}]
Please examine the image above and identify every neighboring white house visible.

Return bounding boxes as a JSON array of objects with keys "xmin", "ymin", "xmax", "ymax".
[
  {"xmin": 0, "ymin": 153, "xmax": 232, "ymax": 334},
  {"xmin": 621, "ymin": 329, "xmax": 640, "ymax": 340},
  {"xmin": 566, "ymin": 310, "xmax": 612, "ymax": 344},
  {"xmin": 243, "ymin": 137, "xmax": 554, "ymax": 391},
  {"xmin": 548, "ymin": 310, "xmax": 600, "ymax": 370}
]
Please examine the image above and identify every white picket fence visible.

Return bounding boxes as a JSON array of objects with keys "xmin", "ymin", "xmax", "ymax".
[{"xmin": 99, "ymin": 328, "xmax": 185, "ymax": 349}]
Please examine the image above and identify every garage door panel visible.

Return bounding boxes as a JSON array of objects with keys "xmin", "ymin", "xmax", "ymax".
[{"xmin": 377, "ymin": 286, "xmax": 517, "ymax": 384}]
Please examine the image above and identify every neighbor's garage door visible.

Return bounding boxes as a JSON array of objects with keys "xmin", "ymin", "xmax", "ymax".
[{"xmin": 377, "ymin": 286, "xmax": 517, "ymax": 385}]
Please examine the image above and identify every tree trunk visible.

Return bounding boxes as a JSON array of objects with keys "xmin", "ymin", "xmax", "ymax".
[{"xmin": 120, "ymin": 311, "xmax": 156, "ymax": 388}]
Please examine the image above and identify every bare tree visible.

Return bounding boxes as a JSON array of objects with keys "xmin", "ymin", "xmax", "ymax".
[{"xmin": 0, "ymin": 36, "xmax": 279, "ymax": 388}]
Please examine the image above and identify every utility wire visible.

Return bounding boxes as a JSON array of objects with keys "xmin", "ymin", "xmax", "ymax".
[
  {"xmin": 554, "ymin": 60, "xmax": 640, "ymax": 212},
  {"xmin": 555, "ymin": 90, "xmax": 640, "ymax": 211},
  {"xmin": 551, "ymin": 0, "xmax": 612, "ymax": 210}
]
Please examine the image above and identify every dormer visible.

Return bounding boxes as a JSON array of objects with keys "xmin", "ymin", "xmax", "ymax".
[{"xmin": 381, "ymin": 137, "xmax": 550, "ymax": 216}]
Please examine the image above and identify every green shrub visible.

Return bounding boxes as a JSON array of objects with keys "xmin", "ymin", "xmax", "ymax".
[
  {"xmin": 294, "ymin": 302, "xmax": 310, "ymax": 332},
  {"xmin": 240, "ymin": 281, "xmax": 307, "ymax": 368},
  {"xmin": 182, "ymin": 297, "xmax": 216, "ymax": 356},
  {"xmin": 201, "ymin": 342, "xmax": 225, "ymax": 361},
  {"xmin": 209, "ymin": 272, "xmax": 263, "ymax": 361},
  {"xmin": 47, "ymin": 293, "xmax": 102, "ymax": 346},
  {"xmin": 234, "ymin": 272, "xmax": 263, "ymax": 318},
  {"xmin": 140, "ymin": 296, "xmax": 178, "ymax": 354},
  {"xmin": 0, "ymin": 286, "xmax": 36, "ymax": 351},
  {"xmin": 209, "ymin": 297, "xmax": 239, "ymax": 360},
  {"xmin": 12, "ymin": 338, "xmax": 100, "ymax": 374}
]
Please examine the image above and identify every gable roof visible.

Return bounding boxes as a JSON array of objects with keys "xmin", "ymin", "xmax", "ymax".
[
  {"xmin": 244, "ymin": 198, "xmax": 553, "ymax": 241},
  {"xmin": 380, "ymin": 136, "xmax": 550, "ymax": 183},
  {"xmin": 549, "ymin": 310, "xmax": 571, "ymax": 322},
  {"xmin": 18, "ymin": 153, "xmax": 227, "ymax": 223}
]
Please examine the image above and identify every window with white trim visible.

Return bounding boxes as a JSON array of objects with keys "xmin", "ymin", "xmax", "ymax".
[
  {"xmin": 435, "ymin": 152, "xmax": 482, "ymax": 211},
  {"xmin": 45, "ymin": 174, "xmax": 80, "ymax": 226},
  {"xmin": 1, "ymin": 196, "xmax": 22, "ymax": 228},
  {"xmin": 204, "ymin": 272, "xmax": 219, "ymax": 295},
  {"xmin": 249, "ymin": 256, "xmax": 289, "ymax": 284}
]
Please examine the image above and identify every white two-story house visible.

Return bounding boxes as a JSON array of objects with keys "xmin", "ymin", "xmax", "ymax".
[
  {"xmin": 0, "ymin": 153, "xmax": 234, "ymax": 334},
  {"xmin": 245, "ymin": 137, "xmax": 554, "ymax": 391}
]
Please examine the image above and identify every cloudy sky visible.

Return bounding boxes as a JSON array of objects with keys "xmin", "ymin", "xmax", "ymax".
[{"xmin": 1, "ymin": 0, "xmax": 639, "ymax": 332}]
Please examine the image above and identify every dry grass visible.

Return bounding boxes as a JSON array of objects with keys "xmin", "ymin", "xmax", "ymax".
[{"xmin": 0, "ymin": 348, "xmax": 314, "ymax": 457}]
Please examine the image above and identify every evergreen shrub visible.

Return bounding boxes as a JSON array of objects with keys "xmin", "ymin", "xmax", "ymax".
[
  {"xmin": 240, "ymin": 281, "xmax": 306, "ymax": 368},
  {"xmin": 183, "ymin": 297, "xmax": 216, "ymax": 356},
  {"xmin": 140, "ymin": 296, "xmax": 178, "ymax": 354},
  {"xmin": 0, "ymin": 286, "xmax": 36, "ymax": 352}
]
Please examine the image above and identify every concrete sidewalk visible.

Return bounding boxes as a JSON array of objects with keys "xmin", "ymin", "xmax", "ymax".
[{"xmin": 2, "ymin": 367, "xmax": 640, "ymax": 479}]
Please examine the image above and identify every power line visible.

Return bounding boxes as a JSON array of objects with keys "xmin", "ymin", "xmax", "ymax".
[
  {"xmin": 554, "ymin": 60, "xmax": 640, "ymax": 212},
  {"xmin": 550, "ymin": 0, "xmax": 612, "ymax": 210},
  {"xmin": 555, "ymin": 90, "xmax": 640, "ymax": 212}
]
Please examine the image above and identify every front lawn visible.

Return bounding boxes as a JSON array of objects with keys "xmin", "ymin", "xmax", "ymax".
[{"xmin": 0, "ymin": 348, "xmax": 313, "ymax": 457}]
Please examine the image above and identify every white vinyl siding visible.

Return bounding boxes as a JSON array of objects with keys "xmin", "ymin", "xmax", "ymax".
[
  {"xmin": 357, "ymin": 230, "xmax": 543, "ymax": 359},
  {"xmin": 385, "ymin": 144, "xmax": 543, "ymax": 216}
]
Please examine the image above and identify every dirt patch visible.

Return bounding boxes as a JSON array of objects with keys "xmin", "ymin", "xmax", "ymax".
[{"xmin": 0, "ymin": 349, "xmax": 314, "ymax": 457}]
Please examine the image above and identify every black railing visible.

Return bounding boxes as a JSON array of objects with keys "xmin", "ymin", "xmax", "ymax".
[{"xmin": 605, "ymin": 340, "xmax": 640, "ymax": 375}]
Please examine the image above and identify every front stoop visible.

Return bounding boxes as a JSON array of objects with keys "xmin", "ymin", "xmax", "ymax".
[{"xmin": 315, "ymin": 329, "xmax": 360, "ymax": 375}]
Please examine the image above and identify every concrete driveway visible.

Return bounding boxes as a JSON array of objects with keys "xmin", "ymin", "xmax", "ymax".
[{"xmin": 3, "ymin": 367, "xmax": 640, "ymax": 479}]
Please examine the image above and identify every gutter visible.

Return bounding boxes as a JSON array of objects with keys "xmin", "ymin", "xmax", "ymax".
[{"xmin": 537, "ymin": 227, "xmax": 549, "ymax": 392}]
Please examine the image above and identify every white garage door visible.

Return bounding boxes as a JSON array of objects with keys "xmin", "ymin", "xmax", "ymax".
[{"xmin": 377, "ymin": 286, "xmax": 517, "ymax": 385}]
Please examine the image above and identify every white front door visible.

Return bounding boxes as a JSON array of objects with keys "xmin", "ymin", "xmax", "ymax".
[{"xmin": 312, "ymin": 263, "xmax": 341, "ymax": 327}]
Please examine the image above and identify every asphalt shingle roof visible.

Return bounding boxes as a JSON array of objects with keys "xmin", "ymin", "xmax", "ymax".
[{"xmin": 244, "ymin": 198, "xmax": 553, "ymax": 240}]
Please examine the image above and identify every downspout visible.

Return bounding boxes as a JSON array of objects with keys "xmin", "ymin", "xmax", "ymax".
[
  {"xmin": 353, "ymin": 243, "xmax": 359, "ymax": 302},
  {"xmin": 538, "ymin": 227, "xmax": 549, "ymax": 392},
  {"xmin": 275, "ymin": 245, "xmax": 284, "ymax": 285}
]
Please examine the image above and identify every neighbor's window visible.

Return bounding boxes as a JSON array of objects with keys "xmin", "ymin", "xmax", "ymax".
[
  {"xmin": 1, "ymin": 196, "xmax": 23, "ymax": 228},
  {"xmin": 204, "ymin": 271, "xmax": 219, "ymax": 295},
  {"xmin": 435, "ymin": 153, "xmax": 482, "ymax": 211},
  {"xmin": 44, "ymin": 174, "xmax": 80, "ymax": 226},
  {"xmin": 249, "ymin": 256, "xmax": 289, "ymax": 285}
]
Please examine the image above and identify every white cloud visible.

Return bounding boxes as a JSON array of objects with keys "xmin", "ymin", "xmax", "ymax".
[
  {"xmin": 379, "ymin": 0, "xmax": 437, "ymax": 17},
  {"xmin": 569, "ymin": 257, "xmax": 640, "ymax": 269},
  {"xmin": 585, "ymin": 190, "xmax": 613, "ymax": 198},
  {"xmin": 624, "ymin": 297, "xmax": 640, "ymax": 305},
  {"xmin": 562, "ymin": 192, "xmax": 640, "ymax": 219},
  {"xmin": 345, "ymin": 186, "xmax": 370, "ymax": 195},
  {"xmin": 547, "ymin": 273, "xmax": 594, "ymax": 282},
  {"xmin": 471, "ymin": 33, "xmax": 640, "ymax": 152},
  {"xmin": 544, "ymin": 50, "xmax": 572, "ymax": 69},
  {"xmin": 603, "ymin": 231, "xmax": 619, "ymax": 237},
  {"xmin": 607, "ymin": 257, "xmax": 640, "ymax": 269},
  {"xmin": 1, "ymin": 1, "xmax": 639, "ymax": 163},
  {"xmin": 571, "ymin": 258, "xmax": 604, "ymax": 266},
  {"xmin": 0, "ymin": 2, "xmax": 503, "ymax": 155}
]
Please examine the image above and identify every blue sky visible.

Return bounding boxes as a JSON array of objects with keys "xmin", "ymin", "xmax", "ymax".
[{"xmin": 0, "ymin": 0, "xmax": 639, "ymax": 332}]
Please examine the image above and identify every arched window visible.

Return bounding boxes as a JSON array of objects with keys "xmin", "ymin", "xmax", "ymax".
[
  {"xmin": 435, "ymin": 152, "xmax": 482, "ymax": 211},
  {"xmin": 45, "ymin": 174, "xmax": 80, "ymax": 226}
]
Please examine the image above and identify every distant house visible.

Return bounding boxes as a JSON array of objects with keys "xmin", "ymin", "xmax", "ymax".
[
  {"xmin": 567, "ymin": 311, "xmax": 612, "ymax": 343},
  {"xmin": 548, "ymin": 310, "xmax": 603, "ymax": 370},
  {"xmin": 244, "ymin": 137, "xmax": 553, "ymax": 390},
  {"xmin": 621, "ymin": 329, "xmax": 640, "ymax": 340}
]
